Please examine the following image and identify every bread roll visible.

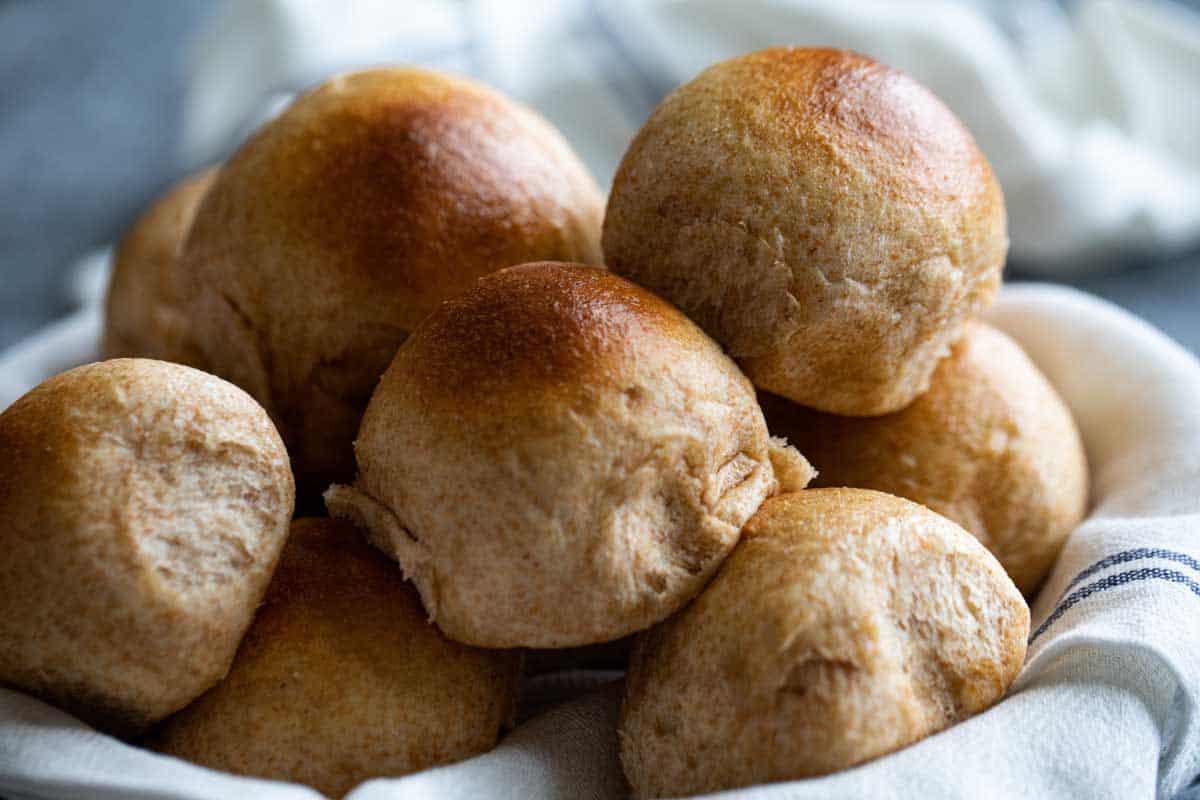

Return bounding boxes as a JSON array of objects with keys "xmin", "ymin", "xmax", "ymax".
[
  {"xmin": 178, "ymin": 67, "xmax": 604, "ymax": 497},
  {"xmin": 0, "ymin": 359, "xmax": 294, "ymax": 735},
  {"xmin": 150, "ymin": 518, "xmax": 520, "ymax": 798},
  {"xmin": 761, "ymin": 323, "xmax": 1087, "ymax": 594},
  {"xmin": 603, "ymin": 47, "xmax": 1007, "ymax": 416},
  {"xmin": 620, "ymin": 489, "xmax": 1028, "ymax": 797},
  {"xmin": 326, "ymin": 262, "xmax": 814, "ymax": 648},
  {"xmin": 102, "ymin": 168, "xmax": 217, "ymax": 362}
]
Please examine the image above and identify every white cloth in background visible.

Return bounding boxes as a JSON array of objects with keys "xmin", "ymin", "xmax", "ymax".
[
  {"xmin": 181, "ymin": 0, "xmax": 1200, "ymax": 273},
  {"xmin": 2, "ymin": 283, "xmax": 1200, "ymax": 799}
]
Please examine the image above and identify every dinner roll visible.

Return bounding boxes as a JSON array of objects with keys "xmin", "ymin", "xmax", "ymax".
[
  {"xmin": 103, "ymin": 168, "xmax": 217, "ymax": 362},
  {"xmin": 150, "ymin": 518, "xmax": 520, "ymax": 798},
  {"xmin": 603, "ymin": 47, "xmax": 1007, "ymax": 416},
  {"xmin": 761, "ymin": 322, "xmax": 1087, "ymax": 595},
  {"xmin": 620, "ymin": 489, "xmax": 1028, "ymax": 797},
  {"xmin": 326, "ymin": 262, "xmax": 814, "ymax": 648},
  {"xmin": 0, "ymin": 359, "xmax": 294, "ymax": 735},
  {"xmin": 179, "ymin": 68, "xmax": 604, "ymax": 496}
]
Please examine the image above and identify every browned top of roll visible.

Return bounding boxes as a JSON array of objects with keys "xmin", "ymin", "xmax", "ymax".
[
  {"xmin": 403, "ymin": 262, "xmax": 698, "ymax": 407},
  {"xmin": 189, "ymin": 69, "xmax": 602, "ymax": 326},
  {"xmin": 184, "ymin": 67, "xmax": 603, "ymax": 330},
  {"xmin": 698, "ymin": 47, "xmax": 994, "ymax": 214}
]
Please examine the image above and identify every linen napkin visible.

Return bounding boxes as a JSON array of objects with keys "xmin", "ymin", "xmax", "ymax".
[{"xmin": 1, "ymin": 283, "xmax": 1199, "ymax": 798}]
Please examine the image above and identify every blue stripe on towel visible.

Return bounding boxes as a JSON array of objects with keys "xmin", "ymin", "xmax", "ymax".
[
  {"xmin": 1059, "ymin": 547, "xmax": 1200, "ymax": 596},
  {"xmin": 1030, "ymin": 565, "xmax": 1200, "ymax": 643}
]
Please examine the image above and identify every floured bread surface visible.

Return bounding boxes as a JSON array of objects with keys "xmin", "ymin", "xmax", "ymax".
[
  {"xmin": 603, "ymin": 47, "xmax": 1007, "ymax": 416},
  {"xmin": 103, "ymin": 168, "xmax": 217, "ymax": 364},
  {"xmin": 619, "ymin": 488, "xmax": 1028, "ymax": 798},
  {"xmin": 326, "ymin": 262, "xmax": 814, "ymax": 648},
  {"xmin": 0, "ymin": 358, "xmax": 294, "ymax": 735},
  {"xmin": 149, "ymin": 518, "xmax": 520, "ymax": 798},
  {"xmin": 177, "ymin": 67, "xmax": 605, "ymax": 497},
  {"xmin": 762, "ymin": 322, "xmax": 1088, "ymax": 594}
]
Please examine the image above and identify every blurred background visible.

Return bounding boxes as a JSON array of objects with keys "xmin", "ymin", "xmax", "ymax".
[{"xmin": 2, "ymin": 0, "xmax": 1199, "ymax": 354}]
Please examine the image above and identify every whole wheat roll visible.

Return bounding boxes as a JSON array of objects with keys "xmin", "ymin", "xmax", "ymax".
[
  {"xmin": 603, "ymin": 47, "xmax": 1007, "ymax": 416},
  {"xmin": 150, "ymin": 517, "xmax": 520, "ymax": 798},
  {"xmin": 0, "ymin": 359, "xmax": 294, "ymax": 736},
  {"xmin": 620, "ymin": 489, "xmax": 1029, "ymax": 797},
  {"xmin": 102, "ymin": 167, "xmax": 218, "ymax": 363},
  {"xmin": 326, "ymin": 262, "xmax": 814, "ymax": 649},
  {"xmin": 177, "ymin": 67, "xmax": 604, "ymax": 497},
  {"xmin": 760, "ymin": 322, "xmax": 1088, "ymax": 595}
]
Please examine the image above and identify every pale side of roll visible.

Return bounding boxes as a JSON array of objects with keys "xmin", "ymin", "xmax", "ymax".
[
  {"xmin": 761, "ymin": 322, "xmax": 1088, "ymax": 594},
  {"xmin": 0, "ymin": 359, "xmax": 294, "ymax": 735},
  {"xmin": 102, "ymin": 167, "xmax": 218, "ymax": 364},
  {"xmin": 620, "ymin": 489, "xmax": 1029, "ymax": 798}
]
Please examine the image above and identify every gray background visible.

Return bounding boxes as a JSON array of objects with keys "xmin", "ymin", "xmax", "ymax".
[{"xmin": 1, "ymin": 0, "xmax": 1198, "ymax": 355}]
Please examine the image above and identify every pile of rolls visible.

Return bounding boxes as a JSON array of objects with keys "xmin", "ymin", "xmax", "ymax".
[{"xmin": 0, "ymin": 48, "xmax": 1088, "ymax": 799}]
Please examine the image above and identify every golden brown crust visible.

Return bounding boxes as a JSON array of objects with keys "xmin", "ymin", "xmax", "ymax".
[
  {"xmin": 0, "ymin": 359, "xmax": 294, "ymax": 736},
  {"xmin": 761, "ymin": 323, "xmax": 1089, "ymax": 594},
  {"xmin": 619, "ymin": 489, "xmax": 1029, "ymax": 797},
  {"xmin": 102, "ymin": 168, "xmax": 218, "ymax": 362},
  {"xmin": 178, "ymin": 68, "xmax": 604, "ymax": 496},
  {"xmin": 603, "ymin": 47, "xmax": 1007, "ymax": 415},
  {"xmin": 149, "ymin": 518, "xmax": 520, "ymax": 798},
  {"xmin": 326, "ymin": 262, "xmax": 813, "ymax": 648},
  {"xmin": 400, "ymin": 262, "xmax": 695, "ymax": 407}
]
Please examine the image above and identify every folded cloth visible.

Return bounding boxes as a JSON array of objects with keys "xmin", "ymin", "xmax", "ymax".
[
  {"xmin": 181, "ymin": 0, "xmax": 1200, "ymax": 273},
  {"xmin": 1, "ymin": 282, "xmax": 1198, "ymax": 798}
]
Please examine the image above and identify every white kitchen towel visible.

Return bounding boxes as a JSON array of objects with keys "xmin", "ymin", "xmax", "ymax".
[
  {"xmin": 1, "ymin": 282, "xmax": 1199, "ymax": 799},
  {"xmin": 180, "ymin": 0, "xmax": 1200, "ymax": 272}
]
